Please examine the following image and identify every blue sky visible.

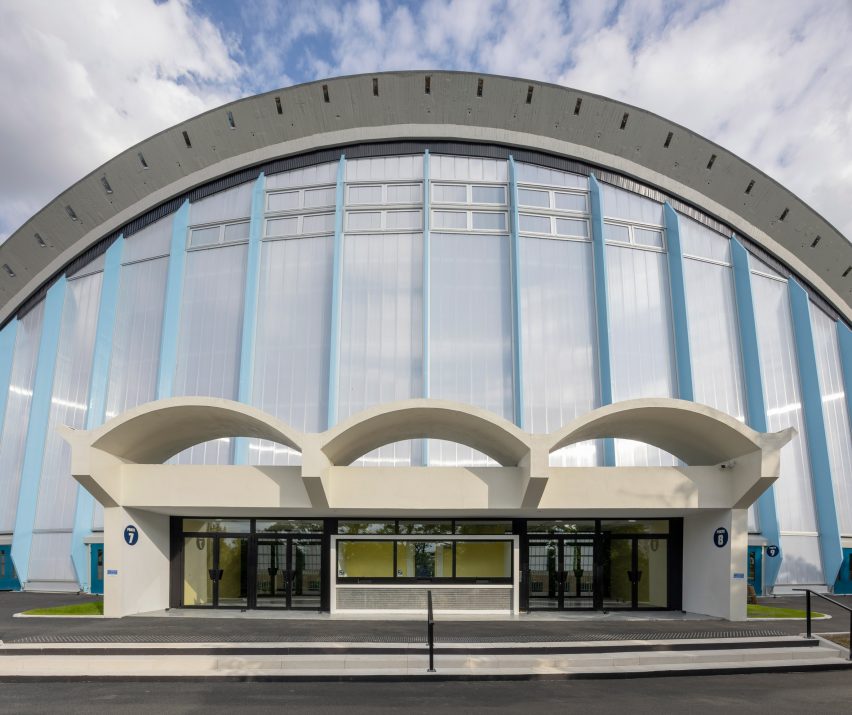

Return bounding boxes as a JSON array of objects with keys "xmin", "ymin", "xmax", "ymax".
[{"xmin": 1, "ymin": 0, "xmax": 851, "ymax": 242}]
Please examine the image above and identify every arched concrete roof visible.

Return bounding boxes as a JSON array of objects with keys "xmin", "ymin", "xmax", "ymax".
[
  {"xmin": 90, "ymin": 397, "xmax": 304, "ymax": 464},
  {"xmin": 320, "ymin": 399, "xmax": 530, "ymax": 466},
  {"xmin": 547, "ymin": 399, "xmax": 790, "ymax": 465},
  {"xmin": 1, "ymin": 71, "xmax": 848, "ymax": 326}
]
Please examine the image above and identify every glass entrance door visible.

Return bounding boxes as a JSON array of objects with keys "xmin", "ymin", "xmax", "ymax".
[
  {"xmin": 602, "ymin": 536, "xmax": 668, "ymax": 609},
  {"xmin": 528, "ymin": 536, "xmax": 595, "ymax": 610},
  {"xmin": 183, "ymin": 535, "xmax": 249, "ymax": 608},
  {"xmin": 255, "ymin": 537, "xmax": 322, "ymax": 610}
]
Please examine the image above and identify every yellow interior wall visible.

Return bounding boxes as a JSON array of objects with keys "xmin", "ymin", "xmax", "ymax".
[
  {"xmin": 337, "ymin": 541, "xmax": 393, "ymax": 577},
  {"xmin": 183, "ymin": 537, "xmax": 213, "ymax": 605},
  {"xmin": 455, "ymin": 542, "xmax": 511, "ymax": 578}
]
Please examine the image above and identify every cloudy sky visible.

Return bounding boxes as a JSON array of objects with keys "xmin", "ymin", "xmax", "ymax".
[{"xmin": 1, "ymin": 0, "xmax": 851, "ymax": 243}]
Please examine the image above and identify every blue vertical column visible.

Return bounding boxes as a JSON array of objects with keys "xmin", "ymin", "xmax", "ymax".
[
  {"xmin": 507, "ymin": 157, "xmax": 526, "ymax": 429},
  {"xmin": 663, "ymin": 204, "xmax": 694, "ymax": 401},
  {"xmin": 731, "ymin": 237, "xmax": 782, "ymax": 588},
  {"xmin": 234, "ymin": 174, "xmax": 266, "ymax": 465},
  {"xmin": 70, "ymin": 236, "xmax": 124, "ymax": 590},
  {"xmin": 326, "ymin": 155, "xmax": 346, "ymax": 429},
  {"xmin": 156, "ymin": 200, "xmax": 190, "ymax": 400},
  {"xmin": 11, "ymin": 277, "xmax": 67, "ymax": 586},
  {"xmin": 789, "ymin": 279, "xmax": 843, "ymax": 585},
  {"xmin": 588, "ymin": 175, "xmax": 615, "ymax": 466},
  {"xmin": 838, "ymin": 322, "xmax": 852, "ymax": 429},
  {"xmin": 0, "ymin": 320, "xmax": 18, "ymax": 441},
  {"xmin": 422, "ymin": 150, "xmax": 431, "ymax": 465}
]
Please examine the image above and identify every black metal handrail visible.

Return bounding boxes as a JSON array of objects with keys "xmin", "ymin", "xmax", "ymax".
[
  {"xmin": 426, "ymin": 590, "xmax": 436, "ymax": 672},
  {"xmin": 793, "ymin": 588, "xmax": 851, "ymax": 660}
]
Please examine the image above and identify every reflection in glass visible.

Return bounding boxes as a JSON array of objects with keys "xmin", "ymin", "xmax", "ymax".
[
  {"xmin": 292, "ymin": 540, "xmax": 322, "ymax": 609},
  {"xmin": 183, "ymin": 537, "xmax": 214, "ymax": 606},
  {"xmin": 337, "ymin": 541, "xmax": 394, "ymax": 577},
  {"xmin": 337, "ymin": 521, "xmax": 395, "ymax": 535},
  {"xmin": 454, "ymin": 521, "xmax": 513, "ymax": 535},
  {"xmin": 528, "ymin": 539, "xmax": 558, "ymax": 609},
  {"xmin": 398, "ymin": 520, "xmax": 452, "ymax": 535},
  {"xmin": 217, "ymin": 537, "xmax": 248, "ymax": 607},
  {"xmin": 455, "ymin": 541, "xmax": 511, "ymax": 578},
  {"xmin": 528, "ymin": 520, "xmax": 595, "ymax": 534},
  {"xmin": 396, "ymin": 541, "xmax": 452, "ymax": 578},
  {"xmin": 603, "ymin": 538, "xmax": 633, "ymax": 608},
  {"xmin": 601, "ymin": 520, "xmax": 669, "ymax": 534},
  {"xmin": 637, "ymin": 538, "xmax": 668, "ymax": 607},
  {"xmin": 256, "ymin": 540, "xmax": 287, "ymax": 607},
  {"xmin": 257, "ymin": 520, "xmax": 322, "ymax": 533},
  {"xmin": 182, "ymin": 519, "xmax": 251, "ymax": 533}
]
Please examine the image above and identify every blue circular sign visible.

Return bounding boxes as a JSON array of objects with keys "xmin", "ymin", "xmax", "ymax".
[
  {"xmin": 766, "ymin": 544, "xmax": 779, "ymax": 558},
  {"xmin": 713, "ymin": 527, "xmax": 729, "ymax": 548},
  {"xmin": 124, "ymin": 525, "xmax": 139, "ymax": 546}
]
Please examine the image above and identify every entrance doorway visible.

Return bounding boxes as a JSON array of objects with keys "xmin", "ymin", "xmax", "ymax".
[
  {"xmin": 528, "ymin": 536, "xmax": 595, "ymax": 610},
  {"xmin": 601, "ymin": 535, "xmax": 668, "ymax": 609},
  {"xmin": 90, "ymin": 544, "xmax": 104, "ymax": 595},
  {"xmin": 255, "ymin": 537, "xmax": 322, "ymax": 610}
]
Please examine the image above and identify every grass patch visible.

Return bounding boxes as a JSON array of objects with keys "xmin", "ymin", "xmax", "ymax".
[
  {"xmin": 23, "ymin": 601, "xmax": 103, "ymax": 616},
  {"xmin": 747, "ymin": 604, "xmax": 824, "ymax": 619}
]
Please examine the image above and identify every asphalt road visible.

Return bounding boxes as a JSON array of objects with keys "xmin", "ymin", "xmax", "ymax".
[{"xmin": 1, "ymin": 671, "xmax": 851, "ymax": 714}]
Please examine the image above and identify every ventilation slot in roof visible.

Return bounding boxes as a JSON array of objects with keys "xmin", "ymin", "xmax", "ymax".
[
  {"xmin": 844, "ymin": 267, "xmax": 852, "ymax": 278},
  {"xmin": 34, "ymin": 233, "xmax": 47, "ymax": 248},
  {"xmin": 573, "ymin": 98, "xmax": 582, "ymax": 115},
  {"xmin": 425, "ymin": 76, "xmax": 431, "ymax": 94},
  {"xmin": 322, "ymin": 84, "xmax": 330, "ymax": 103},
  {"xmin": 779, "ymin": 208, "xmax": 789, "ymax": 221},
  {"xmin": 275, "ymin": 96, "xmax": 283, "ymax": 114},
  {"xmin": 372, "ymin": 78, "xmax": 379, "ymax": 96},
  {"xmin": 707, "ymin": 154, "xmax": 717, "ymax": 170},
  {"xmin": 745, "ymin": 180, "xmax": 755, "ymax": 194},
  {"xmin": 227, "ymin": 111, "xmax": 236, "ymax": 129},
  {"xmin": 100, "ymin": 176, "xmax": 113, "ymax": 194},
  {"xmin": 476, "ymin": 78, "xmax": 484, "ymax": 97},
  {"xmin": 620, "ymin": 112, "xmax": 629, "ymax": 130},
  {"xmin": 3, "ymin": 264, "xmax": 15, "ymax": 278},
  {"xmin": 810, "ymin": 235, "xmax": 821, "ymax": 248},
  {"xmin": 182, "ymin": 131, "xmax": 192, "ymax": 148},
  {"xmin": 526, "ymin": 86, "xmax": 534, "ymax": 104},
  {"xmin": 664, "ymin": 131, "xmax": 673, "ymax": 148},
  {"xmin": 138, "ymin": 152, "xmax": 149, "ymax": 169},
  {"xmin": 65, "ymin": 205, "xmax": 78, "ymax": 221}
]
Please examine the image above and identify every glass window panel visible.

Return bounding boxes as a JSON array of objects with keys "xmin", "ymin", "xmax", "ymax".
[
  {"xmin": 223, "ymin": 221, "xmax": 250, "ymax": 243},
  {"xmin": 528, "ymin": 520, "xmax": 596, "ymax": 534},
  {"xmin": 515, "ymin": 162, "xmax": 587, "ymax": 189},
  {"xmin": 454, "ymin": 521, "xmax": 513, "ymax": 535},
  {"xmin": 601, "ymin": 520, "xmax": 669, "ymax": 534},
  {"xmin": 256, "ymin": 520, "xmax": 323, "ymax": 533},
  {"xmin": 267, "ymin": 191, "xmax": 299, "ymax": 212},
  {"xmin": 519, "ymin": 214, "xmax": 551, "ymax": 234},
  {"xmin": 183, "ymin": 536, "xmax": 214, "ymax": 605},
  {"xmin": 347, "ymin": 212, "xmax": 382, "ymax": 231},
  {"xmin": 303, "ymin": 186, "xmax": 336, "ymax": 208},
  {"xmin": 386, "ymin": 184, "xmax": 421, "ymax": 204},
  {"xmin": 303, "ymin": 213, "xmax": 335, "ymax": 234},
  {"xmin": 555, "ymin": 218, "xmax": 589, "ymax": 238},
  {"xmin": 385, "ymin": 210, "xmax": 422, "ymax": 230},
  {"xmin": 396, "ymin": 541, "xmax": 452, "ymax": 578},
  {"xmin": 518, "ymin": 188, "xmax": 550, "ymax": 208},
  {"xmin": 554, "ymin": 192, "xmax": 587, "ymax": 213},
  {"xmin": 265, "ymin": 216, "xmax": 299, "ymax": 238},
  {"xmin": 603, "ymin": 223, "xmax": 630, "ymax": 243},
  {"xmin": 182, "ymin": 519, "xmax": 251, "ymax": 533},
  {"xmin": 634, "ymin": 227, "xmax": 664, "ymax": 248},
  {"xmin": 472, "ymin": 212, "xmax": 506, "ymax": 231},
  {"xmin": 398, "ymin": 520, "xmax": 452, "ymax": 535},
  {"xmin": 338, "ymin": 521, "xmax": 396, "ymax": 535},
  {"xmin": 432, "ymin": 184, "xmax": 467, "ymax": 203},
  {"xmin": 337, "ymin": 541, "xmax": 394, "ymax": 577},
  {"xmin": 455, "ymin": 541, "xmax": 512, "ymax": 578},
  {"xmin": 432, "ymin": 210, "xmax": 467, "ymax": 229},
  {"xmin": 348, "ymin": 185, "xmax": 383, "ymax": 205},
  {"xmin": 189, "ymin": 226, "xmax": 220, "ymax": 247},
  {"xmin": 472, "ymin": 185, "xmax": 506, "ymax": 204}
]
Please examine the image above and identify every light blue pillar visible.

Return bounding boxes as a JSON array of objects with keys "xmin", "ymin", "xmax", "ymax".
[
  {"xmin": 838, "ymin": 322, "xmax": 852, "ymax": 428},
  {"xmin": 663, "ymin": 204, "xmax": 694, "ymax": 401},
  {"xmin": 156, "ymin": 201, "xmax": 190, "ymax": 400},
  {"xmin": 731, "ymin": 237, "xmax": 782, "ymax": 588},
  {"xmin": 789, "ymin": 279, "xmax": 843, "ymax": 585},
  {"xmin": 11, "ymin": 277, "xmax": 67, "ymax": 585},
  {"xmin": 422, "ymin": 151, "xmax": 431, "ymax": 465},
  {"xmin": 71, "ymin": 236, "xmax": 124, "ymax": 590},
  {"xmin": 588, "ymin": 175, "xmax": 615, "ymax": 466},
  {"xmin": 0, "ymin": 320, "xmax": 19, "ymax": 441},
  {"xmin": 507, "ymin": 156, "xmax": 526, "ymax": 429},
  {"xmin": 234, "ymin": 174, "xmax": 266, "ymax": 465},
  {"xmin": 326, "ymin": 155, "xmax": 346, "ymax": 429}
]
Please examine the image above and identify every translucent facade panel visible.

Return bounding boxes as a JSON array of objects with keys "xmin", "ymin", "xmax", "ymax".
[
  {"xmin": 123, "ymin": 216, "xmax": 173, "ymax": 263},
  {"xmin": 683, "ymin": 259, "xmax": 745, "ymax": 421},
  {"xmin": 515, "ymin": 162, "xmax": 587, "ymax": 189},
  {"xmin": 385, "ymin": 211, "xmax": 421, "ymax": 230},
  {"xmin": 346, "ymin": 156, "xmax": 422, "ymax": 181},
  {"xmin": 266, "ymin": 162, "xmax": 338, "ymax": 190},
  {"xmin": 811, "ymin": 306, "xmax": 852, "ymax": 534},
  {"xmin": 189, "ymin": 226, "xmax": 219, "ymax": 247},
  {"xmin": 266, "ymin": 216, "xmax": 299, "ymax": 237},
  {"xmin": 472, "ymin": 212, "xmax": 506, "ymax": 231},
  {"xmin": 304, "ymin": 186, "xmax": 336, "ymax": 208},
  {"xmin": 67, "ymin": 252, "xmax": 105, "ymax": 278},
  {"xmin": 519, "ymin": 214, "xmax": 550, "ymax": 233},
  {"xmin": 748, "ymin": 509, "xmax": 759, "ymax": 533},
  {"xmin": 634, "ymin": 228, "xmax": 664, "ymax": 249},
  {"xmin": 603, "ymin": 223, "xmax": 630, "ymax": 243},
  {"xmin": 554, "ymin": 193, "xmax": 587, "ymax": 213},
  {"xmin": 249, "ymin": 237, "xmax": 333, "ymax": 465},
  {"xmin": 267, "ymin": 191, "xmax": 300, "ymax": 212},
  {"xmin": 752, "ymin": 274, "xmax": 821, "ymax": 582},
  {"xmin": 347, "ymin": 212, "xmax": 381, "ymax": 231},
  {"xmin": 678, "ymin": 215, "xmax": 731, "ymax": 264},
  {"xmin": 105, "ymin": 257, "xmax": 168, "ymax": 420},
  {"xmin": 189, "ymin": 183, "xmax": 253, "ymax": 225},
  {"xmin": 776, "ymin": 534, "xmax": 824, "ymax": 585},
  {"xmin": 749, "ymin": 253, "xmax": 785, "ymax": 279},
  {"xmin": 430, "ymin": 233, "xmax": 513, "ymax": 465},
  {"xmin": 302, "ymin": 213, "xmax": 335, "ymax": 234},
  {"xmin": 34, "ymin": 272, "xmax": 102, "ymax": 532},
  {"xmin": 173, "ymin": 244, "xmax": 247, "ymax": 465},
  {"xmin": 338, "ymin": 233, "xmax": 423, "ymax": 466},
  {"xmin": 432, "ymin": 211, "xmax": 466, "ymax": 230},
  {"xmin": 555, "ymin": 218, "xmax": 589, "ymax": 238},
  {"xmin": 518, "ymin": 188, "xmax": 549, "ymax": 207},
  {"xmin": 223, "ymin": 222, "xmax": 250, "ymax": 243},
  {"xmin": 349, "ymin": 185, "xmax": 382, "ymax": 204},
  {"xmin": 520, "ymin": 237, "xmax": 599, "ymax": 467},
  {"xmin": 0, "ymin": 301, "xmax": 44, "ymax": 531},
  {"xmin": 28, "ymin": 531, "xmax": 75, "ymax": 583},
  {"xmin": 606, "ymin": 244, "xmax": 677, "ymax": 466},
  {"xmin": 430, "ymin": 156, "xmax": 507, "ymax": 182},
  {"xmin": 433, "ymin": 184, "xmax": 467, "ymax": 203},
  {"xmin": 471, "ymin": 185, "xmax": 506, "ymax": 204},
  {"xmin": 386, "ymin": 184, "xmax": 421, "ymax": 204},
  {"xmin": 601, "ymin": 184, "xmax": 664, "ymax": 225}
]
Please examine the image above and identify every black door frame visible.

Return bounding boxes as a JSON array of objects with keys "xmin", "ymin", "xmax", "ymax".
[
  {"xmin": 527, "ymin": 534, "xmax": 597, "ymax": 611},
  {"xmin": 254, "ymin": 535, "xmax": 323, "ymax": 610}
]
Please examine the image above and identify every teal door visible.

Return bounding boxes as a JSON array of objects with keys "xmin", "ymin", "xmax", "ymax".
[
  {"xmin": 90, "ymin": 544, "xmax": 104, "ymax": 595},
  {"xmin": 748, "ymin": 546, "xmax": 763, "ymax": 596},
  {"xmin": 0, "ymin": 545, "xmax": 20, "ymax": 590}
]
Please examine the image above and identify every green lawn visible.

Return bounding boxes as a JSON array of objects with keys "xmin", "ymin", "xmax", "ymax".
[
  {"xmin": 23, "ymin": 601, "xmax": 104, "ymax": 616},
  {"xmin": 748, "ymin": 604, "xmax": 825, "ymax": 619}
]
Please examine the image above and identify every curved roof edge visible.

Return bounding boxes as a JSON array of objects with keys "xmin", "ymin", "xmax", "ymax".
[{"xmin": 1, "ymin": 70, "xmax": 849, "ymax": 323}]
